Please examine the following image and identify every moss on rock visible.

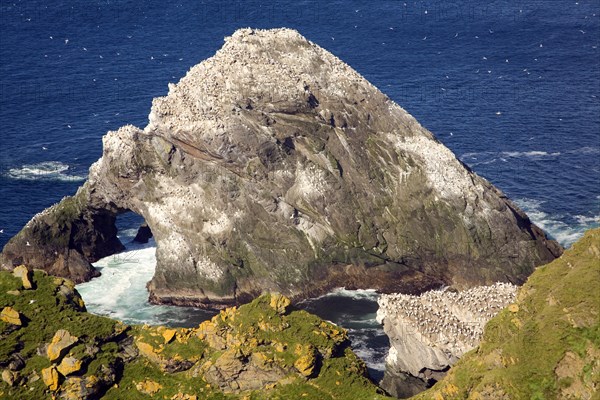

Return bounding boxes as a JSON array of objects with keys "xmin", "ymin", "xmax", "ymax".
[{"xmin": 0, "ymin": 270, "xmax": 388, "ymax": 399}]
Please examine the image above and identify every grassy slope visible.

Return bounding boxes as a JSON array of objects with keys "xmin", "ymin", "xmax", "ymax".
[
  {"xmin": 410, "ymin": 228, "xmax": 600, "ymax": 400},
  {"xmin": 0, "ymin": 271, "xmax": 387, "ymax": 400}
]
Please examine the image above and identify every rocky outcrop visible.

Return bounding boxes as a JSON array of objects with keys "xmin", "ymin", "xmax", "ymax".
[
  {"xmin": 0, "ymin": 28, "xmax": 561, "ymax": 307},
  {"xmin": 133, "ymin": 223, "xmax": 153, "ymax": 243},
  {"xmin": 409, "ymin": 228, "xmax": 600, "ymax": 400},
  {"xmin": 0, "ymin": 269, "xmax": 387, "ymax": 399},
  {"xmin": 377, "ymin": 283, "xmax": 517, "ymax": 397},
  {"xmin": 0, "ymin": 192, "xmax": 123, "ymax": 283}
]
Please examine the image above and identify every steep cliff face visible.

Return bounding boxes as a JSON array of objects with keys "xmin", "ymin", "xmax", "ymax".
[
  {"xmin": 409, "ymin": 228, "xmax": 600, "ymax": 400},
  {"xmin": 377, "ymin": 283, "xmax": 517, "ymax": 398},
  {"xmin": 0, "ymin": 28, "xmax": 561, "ymax": 307}
]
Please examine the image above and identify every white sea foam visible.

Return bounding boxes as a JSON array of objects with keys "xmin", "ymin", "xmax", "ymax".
[
  {"xmin": 317, "ymin": 287, "xmax": 381, "ymax": 301},
  {"xmin": 4, "ymin": 161, "xmax": 87, "ymax": 182},
  {"xmin": 348, "ymin": 326, "xmax": 388, "ymax": 372},
  {"xmin": 76, "ymin": 241, "xmax": 159, "ymax": 322},
  {"xmin": 501, "ymin": 150, "xmax": 561, "ymax": 158},
  {"xmin": 571, "ymin": 146, "xmax": 600, "ymax": 155},
  {"xmin": 76, "ymin": 239, "xmax": 211, "ymax": 326},
  {"xmin": 515, "ymin": 198, "xmax": 599, "ymax": 248}
]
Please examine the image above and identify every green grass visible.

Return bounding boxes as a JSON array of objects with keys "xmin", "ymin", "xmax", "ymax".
[
  {"xmin": 0, "ymin": 272, "xmax": 388, "ymax": 399},
  {"xmin": 410, "ymin": 228, "xmax": 600, "ymax": 400}
]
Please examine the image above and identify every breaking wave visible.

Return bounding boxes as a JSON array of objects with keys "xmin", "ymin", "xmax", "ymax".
[
  {"xmin": 514, "ymin": 198, "xmax": 600, "ymax": 248},
  {"xmin": 461, "ymin": 150, "xmax": 561, "ymax": 167},
  {"xmin": 76, "ymin": 238, "xmax": 215, "ymax": 327},
  {"xmin": 316, "ymin": 287, "xmax": 380, "ymax": 301},
  {"xmin": 4, "ymin": 161, "xmax": 87, "ymax": 182}
]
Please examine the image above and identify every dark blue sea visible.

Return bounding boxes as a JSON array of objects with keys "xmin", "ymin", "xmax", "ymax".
[{"xmin": 1, "ymin": 0, "xmax": 599, "ymax": 381}]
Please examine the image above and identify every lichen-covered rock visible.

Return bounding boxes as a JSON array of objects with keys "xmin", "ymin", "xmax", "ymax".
[
  {"xmin": 1, "ymin": 370, "xmax": 16, "ymax": 386},
  {"xmin": 269, "ymin": 293, "xmax": 291, "ymax": 314},
  {"xmin": 41, "ymin": 366, "xmax": 59, "ymax": 391},
  {"xmin": 0, "ymin": 306, "xmax": 21, "ymax": 325},
  {"xmin": 57, "ymin": 356, "xmax": 82, "ymax": 376},
  {"xmin": 135, "ymin": 379, "xmax": 162, "ymax": 395},
  {"xmin": 0, "ymin": 273, "xmax": 386, "ymax": 399},
  {"xmin": 294, "ymin": 344, "xmax": 317, "ymax": 377},
  {"xmin": 1, "ymin": 28, "xmax": 561, "ymax": 308},
  {"xmin": 47, "ymin": 329, "xmax": 78, "ymax": 362},
  {"xmin": 162, "ymin": 328, "xmax": 177, "ymax": 344},
  {"xmin": 12, "ymin": 265, "xmax": 32, "ymax": 289}
]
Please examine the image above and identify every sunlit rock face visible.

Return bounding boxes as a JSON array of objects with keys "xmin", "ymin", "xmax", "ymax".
[
  {"xmin": 376, "ymin": 283, "xmax": 518, "ymax": 397},
  {"xmin": 1, "ymin": 28, "xmax": 561, "ymax": 307}
]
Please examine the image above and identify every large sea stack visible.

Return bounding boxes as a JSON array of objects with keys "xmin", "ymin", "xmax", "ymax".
[{"xmin": 0, "ymin": 28, "xmax": 561, "ymax": 307}]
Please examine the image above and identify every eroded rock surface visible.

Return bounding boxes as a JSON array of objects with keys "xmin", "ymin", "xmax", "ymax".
[
  {"xmin": 0, "ymin": 28, "xmax": 561, "ymax": 307},
  {"xmin": 377, "ymin": 283, "xmax": 517, "ymax": 397}
]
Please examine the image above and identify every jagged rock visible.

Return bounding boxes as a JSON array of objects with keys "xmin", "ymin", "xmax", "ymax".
[
  {"xmin": 269, "ymin": 293, "xmax": 291, "ymax": 314},
  {"xmin": 12, "ymin": 265, "xmax": 32, "ymax": 289},
  {"xmin": 41, "ymin": 366, "xmax": 59, "ymax": 391},
  {"xmin": 53, "ymin": 277, "xmax": 86, "ymax": 311},
  {"xmin": 379, "ymin": 368, "xmax": 430, "ymax": 399},
  {"xmin": 133, "ymin": 223, "xmax": 153, "ymax": 243},
  {"xmin": 57, "ymin": 356, "xmax": 82, "ymax": 376},
  {"xmin": 0, "ymin": 307, "xmax": 21, "ymax": 325},
  {"xmin": 0, "ymin": 28, "xmax": 561, "ymax": 307},
  {"xmin": 162, "ymin": 328, "xmax": 176, "ymax": 344},
  {"xmin": 47, "ymin": 329, "xmax": 78, "ymax": 362},
  {"xmin": 1, "ymin": 370, "xmax": 17, "ymax": 386},
  {"xmin": 60, "ymin": 375, "xmax": 105, "ymax": 400},
  {"xmin": 294, "ymin": 344, "xmax": 316, "ymax": 377},
  {"xmin": 0, "ymin": 193, "xmax": 122, "ymax": 283},
  {"xmin": 135, "ymin": 341, "xmax": 162, "ymax": 365},
  {"xmin": 202, "ymin": 348, "xmax": 289, "ymax": 393},
  {"xmin": 377, "ymin": 283, "xmax": 517, "ymax": 394}
]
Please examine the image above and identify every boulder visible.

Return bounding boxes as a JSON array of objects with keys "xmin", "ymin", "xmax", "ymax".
[
  {"xmin": 133, "ymin": 223, "xmax": 153, "ymax": 243},
  {"xmin": 135, "ymin": 379, "xmax": 162, "ymax": 395},
  {"xmin": 0, "ymin": 307, "xmax": 21, "ymax": 326},
  {"xmin": 1, "ymin": 370, "xmax": 17, "ymax": 386},
  {"xmin": 57, "ymin": 356, "xmax": 82, "ymax": 376},
  {"xmin": 12, "ymin": 265, "xmax": 32, "ymax": 289},
  {"xmin": 47, "ymin": 329, "xmax": 78, "ymax": 362},
  {"xmin": 41, "ymin": 366, "xmax": 59, "ymax": 391}
]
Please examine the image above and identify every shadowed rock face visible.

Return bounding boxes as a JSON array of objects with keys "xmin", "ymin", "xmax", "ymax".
[{"xmin": 0, "ymin": 28, "xmax": 562, "ymax": 307}]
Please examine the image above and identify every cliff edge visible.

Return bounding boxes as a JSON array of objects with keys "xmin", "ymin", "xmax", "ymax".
[{"xmin": 409, "ymin": 228, "xmax": 600, "ymax": 400}]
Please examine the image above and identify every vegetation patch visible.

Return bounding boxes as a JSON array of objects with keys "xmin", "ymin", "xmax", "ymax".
[
  {"xmin": 410, "ymin": 228, "xmax": 600, "ymax": 400},
  {"xmin": 0, "ymin": 271, "xmax": 388, "ymax": 399}
]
